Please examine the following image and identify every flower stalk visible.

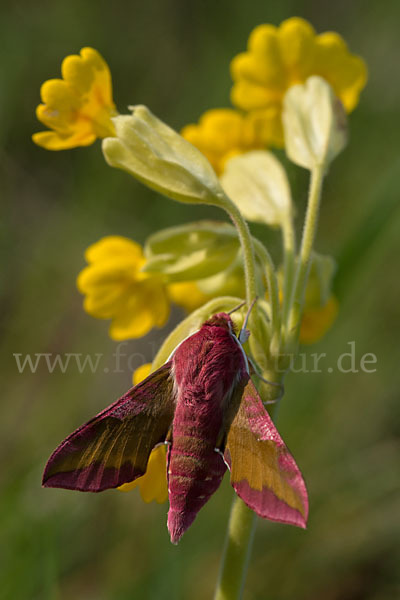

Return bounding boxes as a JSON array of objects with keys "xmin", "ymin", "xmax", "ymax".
[
  {"xmin": 285, "ymin": 164, "xmax": 325, "ymax": 349},
  {"xmin": 252, "ymin": 237, "xmax": 281, "ymax": 352},
  {"xmin": 214, "ymin": 398, "xmax": 281, "ymax": 600},
  {"xmin": 218, "ymin": 192, "xmax": 257, "ymax": 306},
  {"xmin": 281, "ymin": 216, "xmax": 296, "ymax": 329},
  {"xmin": 214, "ymin": 498, "xmax": 257, "ymax": 600}
]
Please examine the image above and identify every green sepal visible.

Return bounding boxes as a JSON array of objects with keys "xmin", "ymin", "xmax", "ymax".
[
  {"xmin": 220, "ymin": 151, "xmax": 293, "ymax": 227},
  {"xmin": 306, "ymin": 252, "xmax": 337, "ymax": 307},
  {"xmin": 282, "ymin": 76, "xmax": 347, "ymax": 170},
  {"xmin": 197, "ymin": 250, "xmax": 266, "ymax": 299},
  {"xmin": 143, "ymin": 221, "xmax": 239, "ymax": 282},
  {"xmin": 247, "ymin": 298, "xmax": 272, "ymax": 366},
  {"xmin": 196, "ymin": 261, "xmax": 245, "ymax": 297},
  {"xmin": 102, "ymin": 106, "xmax": 224, "ymax": 205}
]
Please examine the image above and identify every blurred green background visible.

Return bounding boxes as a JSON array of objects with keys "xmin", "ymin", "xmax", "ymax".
[{"xmin": 1, "ymin": 0, "xmax": 400, "ymax": 598}]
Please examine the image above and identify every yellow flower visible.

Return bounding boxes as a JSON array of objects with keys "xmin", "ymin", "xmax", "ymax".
[
  {"xmin": 300, "ymin": 295, "xmax": 339, "ymax": 344},
  {"xmin": 167, "ymin": 281, "xmax": 213, "ymax": 313},
  {"xmin": 131, "ymin": 362, "xmax": 153, "ymax": 386},
  {"xmin": 181, "ymin": 108, "xmax": 282, "ymax": 175},
  {"xmin": 231, "ymin": 17, "xmax": 367, "ymax": 141},
  {"xmin": 118, "ymin": 363, "xmax": 168, "ymax": 503},
  {"xmin": 298, "ymin": 254, "xmax": 338, "ymax": 344},
  {"xmin": 33, "ymin": 47, "xmax": 117, "ymax": 150},
  {"xmin": 77, "ymin": 236, "xmax": 170, "ymax": 340}
]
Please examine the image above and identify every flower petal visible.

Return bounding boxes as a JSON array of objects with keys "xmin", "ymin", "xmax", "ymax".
[
  {"xmin": 109, "ymin": 305, "xmax": 155, "ymax": 340},
  {"xmin": 167, "ymin": 281, "xmax": 212, "ymax": 313},
  {"xmin": 32, "ymin": 130, "xmax": 96, "ymax": 150},
  {"xmin": 182, "ymin": 108, "xmax": 281, "ymax": 173},
  {"xmin": 231, "ymin": 77, "xmax": 281, "ymax": 111},
  {"xmin": 109, "ymin": 280, "xmax": 170, "ymax": 340},
  {"xmin": 61, "ymin": 47, "xmax": 112, "ymax": 98},
  {"xmin": 81, "ymin": 284, "xmax": 133, "ymax": 319},
  {"xmin": 233, "ymin": 24, "xmax": 285, "ymax": 89},
  {"xmin": 33, "ymin": 47, "xmax": 116, "ymax": 149},
  {"xmin": 77, "ymin": 257, "xmax": 141, "ymax": 293},
  {"xmin": 40, "ymin": 79, "xmax": 81, "ymax": 111},
  {"xmin": 85, "ymin": 236, "xmax": 143, "ymax": 264},
  {"xmin": 300, "ymin": 295, "xmax": 338, "ymax": 344},
  {"xmin": 230, "ymin": 17, "xmax": 367, "ymax": 116},
  {"xmin": 314, "ymin": 32, "xmax": 368, "ymax": 112},
  {"xmin": 278, "ymin": 17, "xmax": 316, "ymax": 82},
  {"xmin": 132, "ymin": 363, "xmax": 152, "ymax": 385}
]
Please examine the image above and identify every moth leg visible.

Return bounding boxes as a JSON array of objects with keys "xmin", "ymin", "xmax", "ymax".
[
  {"xmin": 214, "ymin": 447, "xmax": 230, "ymax": 470},
  {"xmin": 247, "ymin": 357, "xmax": 284, "ymax": 404},
  {"xmin": 165, "ymin": 429, "xmax": 173, "ymax": 487}
]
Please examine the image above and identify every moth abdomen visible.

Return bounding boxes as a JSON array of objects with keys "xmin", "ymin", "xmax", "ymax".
[
  {"xmin": 167, "ymin": 441, "xmax": 226, "ymax": 544},
  {"xmin": 167, "ymin": 395, "xmax": 227, "ymax": 544}
]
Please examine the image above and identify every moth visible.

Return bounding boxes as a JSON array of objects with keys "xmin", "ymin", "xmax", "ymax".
[{"xmin": 43, "ymin": 308, "xmax": 308, "ymax": 543}]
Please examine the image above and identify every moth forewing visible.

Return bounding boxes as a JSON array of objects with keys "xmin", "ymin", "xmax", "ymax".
[{"xmin": 42, "ymin": 362, "xmax": 175, "ymax": 492}]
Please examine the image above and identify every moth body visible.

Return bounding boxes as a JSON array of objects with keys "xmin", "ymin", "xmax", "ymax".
[
  {"xmin": 42, "ymin": 311, "xmax": 308, "ymax": 544},
  {"xmin": 168, "ymin": 314, "xmax": 246, "ymax": 543}
]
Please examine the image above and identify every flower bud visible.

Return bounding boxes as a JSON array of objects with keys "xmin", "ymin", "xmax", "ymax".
[
  {"xmin": 220, "ymin": 150, "xmax": 293, "ymax": 227},
  {"xmin": 282, "ymin": 76, "xmax": 347, "ymax": 170},
  {"xmin": 143, "ymin": 221, "xmax": 239, "ymax": 281},
  {"xmin": 102, "ymin": 105, "xmax": 224, "ymax": 204}
]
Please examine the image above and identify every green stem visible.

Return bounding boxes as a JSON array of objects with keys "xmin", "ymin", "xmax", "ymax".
[
  {"xmin": 209, "ymin": 195, "xmax": 261, "ymax": 600},
  {"xmin": 253, "ymin": 238, "xmax": 281, "ymax": 351},
  {"xmin": 218, "ymin": 192, "xmax": 257, "ymax": 306},
  {"xmin": 285, "ymin": 164, "xmax": 325, "ymax": 349},
  {"xmin": 281, "ymin": 217, "xmax": 296, "ymax": 331},
  {"xmin": 214, "ymin": 499, "xmax": 257, "ymax": 600},
  {"xmin": 214, "ymin": 399, "xmax": 280, "ymax": 600}
]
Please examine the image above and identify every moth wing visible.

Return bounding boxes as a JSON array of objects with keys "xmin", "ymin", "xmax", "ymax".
[
  {"xmin": 43, "ymin": 362, "xmax": 175, "ymax": 492},
  {"xmin": 224, "ymin": 378, "xmax": 308, "ymax": 528}
]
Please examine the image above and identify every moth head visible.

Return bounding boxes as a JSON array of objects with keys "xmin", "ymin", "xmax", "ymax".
[{"xmin": 204, "ymin": 312, "xmax": 236, "ymax": 334}]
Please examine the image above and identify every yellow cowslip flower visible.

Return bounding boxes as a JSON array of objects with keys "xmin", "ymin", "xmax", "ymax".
[
  {"xmin": 231, "ymin": 17, "xmax": 367, "ymax": 141},
  {"xmin": 299, "ymin": 295, "xmax": 339, "ymax": 345},
  {"xmin": 77, "ymin": 236, "xmax": 170, "ymax": 340},
  {"xmin": 167, "ymin": 281, "xmax": 213, "ymax": 313},
  {"xmin": 118, "ymin": 363, "xmax": 168, "ymax": 503},
  {"xmin": 131, "ymin": 362, "xmax": 153, "ymax": 386},
  {"xmin": 181, "ymin": 108, "xmax": 283, "ymax": 175},
  {"xmin": 33, "ymin": 47, "xmax": 117, "ymax": 150}
]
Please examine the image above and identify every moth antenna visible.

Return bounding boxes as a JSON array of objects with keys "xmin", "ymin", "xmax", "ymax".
[
  {"xmin": 238, "ymin": 297, "xmax": 258, "ymax": 344},
  {"xmin": 227, "ymin": 300, "xmax": 246, "ymax": 315}
]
